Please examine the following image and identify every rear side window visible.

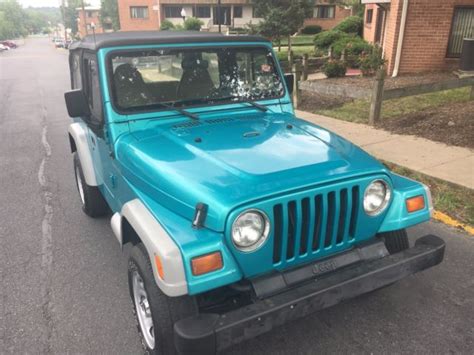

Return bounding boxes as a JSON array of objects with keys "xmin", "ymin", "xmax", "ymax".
[
  {"xmin": 83, "ymin": 55, "xmax": 103, "ymax": 125},
  {"xmin": 71, "ymin": 52, "xmax": 82, "ymax": 89}
]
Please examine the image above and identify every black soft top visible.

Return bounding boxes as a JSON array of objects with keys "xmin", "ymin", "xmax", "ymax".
[{"xmin": 69, "ymin": 31, "xmax": 270, "ymax": 51}]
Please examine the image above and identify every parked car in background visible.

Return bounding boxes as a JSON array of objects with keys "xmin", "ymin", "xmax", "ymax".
[
  {"xmin": 1, "ymin": 40, "xmax": 17, "ymax": 49},
  {"xmin": 54, "ymin": 38, "xmax": 65, "ymax": 48}
]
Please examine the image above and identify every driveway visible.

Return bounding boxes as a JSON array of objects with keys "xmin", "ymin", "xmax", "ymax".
[{"xmin": 0, "ymin": 37, "xmax": 473, "ymax": 354}]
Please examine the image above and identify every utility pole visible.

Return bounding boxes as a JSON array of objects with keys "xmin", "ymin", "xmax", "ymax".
[
  {"xmin": 81, "ymin": 0, "xmax": 88, "ymax": 36},
  {"xmin": 61, "ymin": 0, "xmax": 67, "ymax": 41},
  {"xmin": 217, "ymin": 0, "xmax": 221, "ymax": 33}
]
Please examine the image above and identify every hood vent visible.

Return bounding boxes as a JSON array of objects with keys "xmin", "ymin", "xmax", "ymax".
[{"xmin": 171, "ymin": 116, "xmax": 259, "ymax": 133}]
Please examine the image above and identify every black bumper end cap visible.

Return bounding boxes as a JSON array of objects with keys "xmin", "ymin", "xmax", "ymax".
[{"xmin": 174, "ymin": 314, "xmax": 219, "ymax": 354}]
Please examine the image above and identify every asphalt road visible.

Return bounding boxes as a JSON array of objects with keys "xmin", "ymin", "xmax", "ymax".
[{"xmin": 0, "ymin": 37, "xmax": 473, "ymax": 354}]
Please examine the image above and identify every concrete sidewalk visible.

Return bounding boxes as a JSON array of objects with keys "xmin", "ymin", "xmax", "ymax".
[{"xmin": 297, "ymin": 110, "xmax": 474, "ymax": 189}]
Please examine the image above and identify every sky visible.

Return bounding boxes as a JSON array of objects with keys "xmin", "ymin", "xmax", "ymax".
[{"xmin": 18, "ymin": 0, "xmax": 100, "ymax": 8}]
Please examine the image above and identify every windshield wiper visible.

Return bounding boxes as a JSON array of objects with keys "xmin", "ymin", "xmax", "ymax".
[
  {"xmin": 213, "ymin": 96, "xmax": 268, "ymax": 112},
  {"xmin": 158, "ymin": 102, "xmax": 199, "ymax": 120}
]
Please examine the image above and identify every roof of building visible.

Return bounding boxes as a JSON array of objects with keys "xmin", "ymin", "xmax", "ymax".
[{"xmin": 69, "ymin": 31, "xmax": 270, "ymax": 51}]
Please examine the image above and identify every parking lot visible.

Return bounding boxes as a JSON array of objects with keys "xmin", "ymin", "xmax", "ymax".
[{"xmin": 0, "ymin": 37, "xmax": 473, "ymax": 354}]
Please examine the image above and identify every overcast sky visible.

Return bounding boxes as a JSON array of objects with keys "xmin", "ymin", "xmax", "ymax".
[{"xmin": 18, "ymin": 0, "xmax": 100, "ymax": 8}]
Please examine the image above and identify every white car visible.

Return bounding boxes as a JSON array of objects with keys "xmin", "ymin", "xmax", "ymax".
[{"xmin": 0, "ymin": 44, "xmax": 10, "ymax": 51}]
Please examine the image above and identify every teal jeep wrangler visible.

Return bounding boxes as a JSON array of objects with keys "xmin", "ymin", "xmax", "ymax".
[{"xmin": 64, "ymin": 31, "xmax": 445, "ymax": 354}]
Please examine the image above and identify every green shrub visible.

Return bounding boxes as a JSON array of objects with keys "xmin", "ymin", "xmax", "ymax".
[
  {"xmin": 314, "ymin": 30, "xmax": 348, "ymax": 49},
  {"xmin": 322, "ymin": 59, "xmax": 347, "ymax": 78},
  {"xmin": 301, "ymin": 25, "xmax": 322, "ymax": 35},
  {"xmin": 332, "ymin": 36, "xmax": 372, "ymax": 57},
  {"xmin": 183, "ymin": 17, "xmax": 204, "ymax": 31},
  {"xmin": 359, "ymin": 46, "xmax": 386, "ymax": 76},
  {"xmin": 160, "ymin": 20, "xmax": 175, "ymax": 31},
  {"xmin": 334, "ymin": 16, "xmax": 363, "ymax": 35}
]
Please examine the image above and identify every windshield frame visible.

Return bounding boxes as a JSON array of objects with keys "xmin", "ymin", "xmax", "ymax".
[{"xmin": 104, "ymin": 43, "xmax": 287, "ymax": 116}]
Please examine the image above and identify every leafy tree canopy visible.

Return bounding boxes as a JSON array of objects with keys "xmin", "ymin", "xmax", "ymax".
[
  {"xmin": 0, "ymin": 0, "xmax": 59, "ymax": 39},
  {"xmin": 253, "ymin": 0, "xmax": 313, "ymax": 42},
  {"xmin": 100, "ymin": 0, "xmax": 120, "ymax": 31}
]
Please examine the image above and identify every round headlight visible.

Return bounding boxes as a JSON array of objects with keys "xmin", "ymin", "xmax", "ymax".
[
  {"xmin": 232, "ymin": 210, "xmax": 270, "ymax": 252},
  {"xmin": 364, "ymin": 179, "xmax": 391, "ymax": 216}
]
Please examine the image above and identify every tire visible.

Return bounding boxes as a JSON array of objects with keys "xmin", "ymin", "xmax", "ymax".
[
  {"xmin": 128, "ymin": 243, "xmax": 198, "ymax": 355},
  {"xmin": 73, "ymin": 153, "xmax": 108, "ymax": 217},
  {"xmin": 379, "ymin": 229, "xmax": 409, "ymax": 254}
]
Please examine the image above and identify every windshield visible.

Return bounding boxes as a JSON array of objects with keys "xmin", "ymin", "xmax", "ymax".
[{"xmin": 109, "ymin": 46, "xmax": 284, "ymax": 112}]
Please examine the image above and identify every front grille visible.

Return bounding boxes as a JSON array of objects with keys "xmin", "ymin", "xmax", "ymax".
[{"xmin": 272, "ymin": 186, "xmax": 360, "ymax": 265}]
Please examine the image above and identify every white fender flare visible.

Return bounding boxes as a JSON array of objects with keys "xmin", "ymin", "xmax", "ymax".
[
  {"xmin": 68, "ymin": 122, "xmax": 98, "ymax": 186},
  {"xmin": 112, "ymin": 199, "xmax": 188, "ymax": 297}
]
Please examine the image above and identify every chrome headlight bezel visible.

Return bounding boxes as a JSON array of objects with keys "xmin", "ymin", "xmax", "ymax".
[
  {"xmin": 363, "ymin": 179, "xmax": 391, "ymax": 216},
  {"xmin": 231, "ymin": 209, "xmax": 270, "ymax": 252}
]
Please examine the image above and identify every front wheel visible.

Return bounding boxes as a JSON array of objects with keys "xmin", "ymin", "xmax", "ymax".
[
  {"xmin": 73, "ymin": 153, "xmax": 108, "ymax": 217},
  {"xmin": 128, "ymin": 243, "xmax": 198, "ymax": 354}
]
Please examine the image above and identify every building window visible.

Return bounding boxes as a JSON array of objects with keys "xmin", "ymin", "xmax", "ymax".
[
  {"xmin": 86, "ymin": 11, "xmax": 93, "ymax": 18},
  {"xmin": 314, "ymin": 5, "xmax": 335, "ymax": 19},
  {"xmin": 366, "ymin": 9, "xmax": 373, "ymax": 24},
  {"xmin": 193, "ymin": 6, "xmax": 210, "ymax": 18},
  {"xmin": 447, "ymin": 7, "xmax": 474, "ymax": 57},
  {"xmin": 233, "ymin": 6, "xmax": 243, "ymax": 18},
  {"xmin": 164, "ymin": 6, "xmax": 182, "ymax": 18},
  {"xmin": 252, "ymin": 6, "xmax": 264, "ymax": 18},
  {"xmin": 130, "ymin": 6, "xmax": 149, "ymax": 19}
]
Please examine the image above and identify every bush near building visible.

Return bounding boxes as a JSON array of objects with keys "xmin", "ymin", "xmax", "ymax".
[
  {"xmin": 333, "ymin": 16, "xmax": 363, "ymax": 35},
  {"xmin": 301, "ymin": 25, "xmax": 322, "ymax": 35}
]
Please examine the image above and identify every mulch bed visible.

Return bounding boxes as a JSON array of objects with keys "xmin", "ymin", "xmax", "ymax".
[
  {"xmin": 299, "ymin": 90, "xmax": 354, "ymax": 111},
  {"xmin": 310, "ymin": 71, "xmax": 458, "ymax": 90},
  {"xmin": 379, "ymin": 100, "xmax": 474, "ymax": 149}
]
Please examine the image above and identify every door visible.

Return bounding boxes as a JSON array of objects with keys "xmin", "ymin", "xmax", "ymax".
[
  {"xmin": 213, "ymin": 6, "xmax": 231, "ymax": 25},
  {"xmin": 82, "ymin": 52, "xmax": 116, "ymax": 204}
]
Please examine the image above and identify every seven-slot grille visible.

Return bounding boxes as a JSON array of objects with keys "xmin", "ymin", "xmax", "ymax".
[{"xmin": 272, "ymin": 186, "xmax": 360, "ymax": 265}]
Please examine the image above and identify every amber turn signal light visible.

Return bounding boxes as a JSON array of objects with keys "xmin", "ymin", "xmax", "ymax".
[
  {"xmin": 406, "ymin": 195, "xmax": 425, "ymax": 213},
  {"xmin": 154, "ymin": 255, "xmax": 165, "ymax": 280},
  {"xmin": 191, "ymin": 252, "xmax": 223, "ymax": 276}
]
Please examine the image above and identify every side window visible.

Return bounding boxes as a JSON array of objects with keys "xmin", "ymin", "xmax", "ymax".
[
  {"xmin": 71, "ymin": 52, "xmax": 82, "ymax": 89},
  {"xmin": 83, "ymin": 56, "xmax": 103, "ymax": 126}
]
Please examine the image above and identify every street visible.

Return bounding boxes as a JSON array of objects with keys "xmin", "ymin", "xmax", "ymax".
[{"xmin": 0, "ymin": 37, "xmax": 473, "ymax": 354}]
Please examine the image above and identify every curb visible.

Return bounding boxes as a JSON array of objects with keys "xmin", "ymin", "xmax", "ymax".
[{"xmin": 433, "ymin": 210, "xmax": 474, "ymax": 236}]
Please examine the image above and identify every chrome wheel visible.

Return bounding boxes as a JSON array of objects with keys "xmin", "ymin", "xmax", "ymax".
[
  {"xmin": 132, "ymin": 271, "xmax": 155, "ymax": 350},
  {"xmin": 75, "ymin": 165, "xmax": 85, "ymax": 205}
]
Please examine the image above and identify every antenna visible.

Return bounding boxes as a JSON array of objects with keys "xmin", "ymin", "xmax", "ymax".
[{"xmin": 91, "ymin": 22, "xmax": 97, "ymax": 47}]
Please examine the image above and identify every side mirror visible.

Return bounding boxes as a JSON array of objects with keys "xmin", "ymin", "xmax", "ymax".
[
  {"xmin": 64, "ymin": 89, "xmax": 90, "ymax": 118},
  {"xmin": 284, "ymin": 74, "xmax": 294, "ymax": 95}
]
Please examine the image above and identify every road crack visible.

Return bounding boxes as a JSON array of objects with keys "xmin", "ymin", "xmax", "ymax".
[{"xmin": 38, "ymin": 88, "xmax": 54, "ymax": 354}]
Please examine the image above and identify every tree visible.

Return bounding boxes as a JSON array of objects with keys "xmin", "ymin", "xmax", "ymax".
[
  {"xmin": 61, "ymin": 0, "xmax": 82, "ymax": 35},
  {"xmin": 253, "ymin": 0, "xmax": 313, "ymax": 51},
  {"xmin": 0, "ymin": 0, "xmax": 28, "ymax": 39},
  {"xmin": 100, "ymin": 0, "xmax": 120, "ymax": 31}
]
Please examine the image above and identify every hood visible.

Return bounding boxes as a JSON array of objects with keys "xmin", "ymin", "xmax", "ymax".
[{"xmin": 116, "ymin": 111, "xmax": 388, "ymax": 231}]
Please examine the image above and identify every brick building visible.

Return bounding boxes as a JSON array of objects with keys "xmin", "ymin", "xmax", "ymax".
[
  {"xmin": 117, "ymin": 0, "xmax": 352, "ymax": 32},
  {"xmin": 305, "ymin": 0, "xmax": 352, "ymax": 31},
  {"xmin": 362, "ymin": 0, "xmax": 474, "ymax": 76},
  {"xmin": 76, "ymin": 6, "xmax": 104, "ymax": 38}
]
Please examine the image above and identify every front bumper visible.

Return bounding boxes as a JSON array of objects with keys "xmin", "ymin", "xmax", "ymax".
[{"xmin": 174, "ymin": 235, "xmax": 445, "ymax": 354}]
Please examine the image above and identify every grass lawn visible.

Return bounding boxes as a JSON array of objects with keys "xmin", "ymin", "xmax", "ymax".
[
  {"xmin": 315, "ymin": 87, "xmax": 471, "ymax": 124},
  {"xmin": 274, "ymin": 45, "xmax": 315, "ymax": 61},
  {"xmin": 384, "ymin": 161, "xmax": 474, "ymax": 227},
  {"xmin": 273, "ymin": 35, "xmax": 315, "ymax": 47}
]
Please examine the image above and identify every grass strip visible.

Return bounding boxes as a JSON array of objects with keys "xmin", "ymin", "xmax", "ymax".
[{"xmin": 315, "ymin": 87, "xmax": 471, "ymax": 124}]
